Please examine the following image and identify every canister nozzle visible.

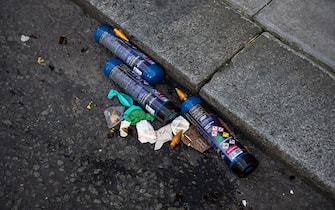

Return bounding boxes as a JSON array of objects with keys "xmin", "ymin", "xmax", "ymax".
[
  {"xmin": 175, "ymin": 88, "xmax": 188, "ymax": 101},
  {"xmin": 113, "ymin": 28, "xmax": 129, "ymax": 42}
]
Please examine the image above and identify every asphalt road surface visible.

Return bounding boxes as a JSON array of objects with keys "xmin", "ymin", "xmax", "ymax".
[{"xmin": 0, "ymin": 0, "xmax": 334, "ymax": 209}]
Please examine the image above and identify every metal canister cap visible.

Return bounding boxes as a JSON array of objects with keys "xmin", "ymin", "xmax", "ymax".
[
  {"xmin": 181, "ymin": 96, "xmax": 202, "ymax": 114},
  {"xmin": 94, "ymin": 25, "xmax": 113, "ymax": 43},
  {"xmin": 103, "ymin": 58, "xmax": 123, "ymax": 77}
]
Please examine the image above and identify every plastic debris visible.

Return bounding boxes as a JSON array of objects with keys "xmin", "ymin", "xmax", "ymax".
[
  {"xmin": 290, "ymin": 189, "xmax": 294, "ymax": 195},
  {"xmin": 154, "ymin": 124, "xmax": 173, "ymax": 150},
  {"xmin": 21, "ymin": 35, "xmax": 30, "ymax": 42},
  {"xmin": 125, "ymin": 109, "xmax": 154, "ymax": 125},
  {"xmin": 37, "ymin": 57, "xmax": 45, "ymax": 65},
  {"xmin": 107, "ymin": 89, "xmax": 133, "ymax": 107},
  {"xmin": 107, "ymin": 89, "xmax": 155, "ymax": 125},
  {"xmin": 168, "ymin": 115, "xmax": 189, "ymax": 148},
  {"xmin": 104, "ymin": 106, "xmax": 125, "ymax": 128},
  {"xmin": 136, "ymin": 120, "xmax": 156, "ymax": 144},
  {"xmin": 123, "ymin": 105, "xmax": 141, "ymax": 116},
  {"xmin": 86, "ymin": 101, "xmax": 93, "ymax": 110},
  {"xmin": 170, "ymin": 115, "xmax": 189, "ymax": 135},
  {"xmin": 242, "ymin": 199, "xmax": 247, "ymax": 207},
  {"xmin": 131, "ymin": 116, "xmax": 189, "ymax": 150},
  {"xmin": 120, "ymin": 120, "xmax": 131, "ymax": 137}
]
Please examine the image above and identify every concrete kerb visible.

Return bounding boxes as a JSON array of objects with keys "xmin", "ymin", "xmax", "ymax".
[
  {"xmin": 200, "ymin": 32, "xmax": 335, "ymax": 201},
  {"xmin": 221, "ymin": 0, "xmax": 272, "ymax": 18},
  {"xmin": 73, "ymin": 0, "xmax": 264, "ymax": 94}
]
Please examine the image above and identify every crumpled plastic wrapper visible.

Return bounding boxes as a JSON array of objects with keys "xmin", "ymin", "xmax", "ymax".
[
  {"xmin": 136, "ymin": 120, "xmax": 156, "ymax": 144},
  {"xmin": 170, "ymin": 115, "xmax": 190, "ymax": 135},
  {"xmin": 154, "ymin": 124, "xmax": 173, "ymax": 150},
  {"xmin": 154, "ymin": 116, "xmax": 189, "ymax": 150},
  {"xmin": 242, "ymin": 199, "xmax": 247, "ymax": 207},
  {"xmin": 21, "ymin": 35, "xmax": 30, "ymax": 42},
  {"xmin": 135, "ymin": 116, "xmax": 191, "ymax": 150},
  {"xmin": 104, "ymin": 106, "xmax": 125, "ymax": 128},
  {"xmin": 107, "ymin": 89, "xmax": 154, "ymax": 126},
  {"xmin": 107, "ymin": 89, "xmax": 133, "ymax": 107}
]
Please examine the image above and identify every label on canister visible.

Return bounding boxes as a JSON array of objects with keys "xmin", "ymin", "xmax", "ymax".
[
  {"xmin": 109, "ymin": 63, "xmax": 168, "ymax": 117},
  {"xmin": 100, "ymin": 32, "xmax": 153, "ymax": 74},
  {"xmin": 185, "ymin": 104, "xmax": 245, "ymax": 164}
]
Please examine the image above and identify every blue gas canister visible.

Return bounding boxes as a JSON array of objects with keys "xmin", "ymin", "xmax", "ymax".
[
  {"xmin": 175, "ymin": 88, "xmax": 258, "ymax": 177},
  {"xmin": 103, "ymin": 58, "xmax": 178, "ymax": 124},
  {"xmin": 95, "ymin": 25, "xmax": 164, "ymax": 85}
]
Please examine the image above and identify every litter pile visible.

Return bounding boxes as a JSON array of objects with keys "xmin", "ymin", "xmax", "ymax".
[
  {"xmin": 103, "ymin": 87, "xmax": 210, "ymax": 152},
  {"xmin": 94, "ymin": 25, "xmax": 259, "ymax": 178}
]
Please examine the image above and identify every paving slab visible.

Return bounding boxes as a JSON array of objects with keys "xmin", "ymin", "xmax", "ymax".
[
  {"xmin": 73, "ymin": 0, "xmax": 262, "ymax": 92},
  {"xmin": 256, "ymin": 0, "xmax": 335, "ymax": 71},
  {"xmin": 223, "ymin": 0, "xmax": 270, "ymax": 17},
  {"xmin": 200, "ymin": 32, "xmax": 335, "ymax": 199}
]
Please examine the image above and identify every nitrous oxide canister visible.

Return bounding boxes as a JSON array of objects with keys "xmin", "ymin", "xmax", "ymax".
[
  {"xmin": 95, "ymin": 25, "xmax": 164, "ymax": 85},
  {"xmin": 103, "ymin": 58, "xmax": 178, "ymax": 124},
  {"xmin": 175, "ymin": 88, "xmax": 258, "ymax": 177}
]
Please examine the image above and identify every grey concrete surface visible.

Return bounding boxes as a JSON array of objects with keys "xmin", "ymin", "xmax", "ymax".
[
  {"xmin": 200, "ymin": 32, "xmax": 335, "ymax": 199},
  {"xmin": 256, "ymin": 0, "xmax": 335, "ymax": 71},
  {"xmin": 73, "ymin": 0, "xmax": 262, "ymax": 93},
  {"xmin": 223, "ymin": 0, "xmax": 270, "ymax": 16}
]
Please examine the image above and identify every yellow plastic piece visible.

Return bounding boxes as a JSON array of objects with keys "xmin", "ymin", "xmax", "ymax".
[
  {"xmin": 170, "ymin": 130, "xmax": 183, "ymax": 148},
  {"xmin": 175, "ymin": 88, "xmax": 188, "ymax": 101},
  {"xmin": 86, "ymin": 101, "xmax": 93, "ymax": 110},
  {"xmin": 222, "ymin": 132, "xmax": 229, "ymax": 138},
  {"xmin": 113, "ymin": 28, "xmax": 129, "ymax": 42},
  {"xmin": 37, "ymin": 57, "xmax": 45, "ymax": 64}
]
